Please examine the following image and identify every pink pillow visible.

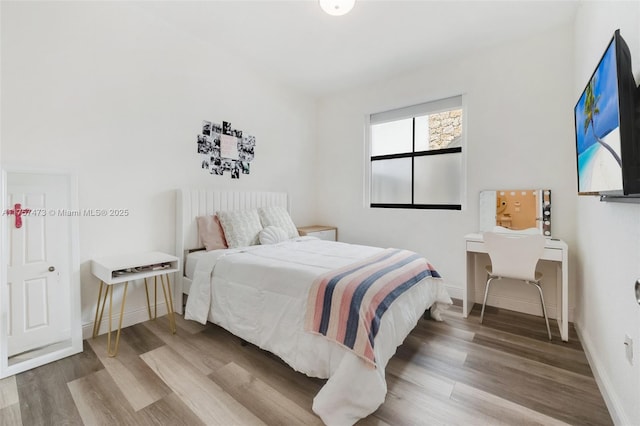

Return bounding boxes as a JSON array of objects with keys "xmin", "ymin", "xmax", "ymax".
[{"xmin": 196, "ymin": 215, "xmax": 228, "ymax": 251}]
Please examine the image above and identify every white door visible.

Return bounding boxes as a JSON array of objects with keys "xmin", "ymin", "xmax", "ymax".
[{"xmin": 5, "ymin": 173, "xmax": 72, "ymax": 357}]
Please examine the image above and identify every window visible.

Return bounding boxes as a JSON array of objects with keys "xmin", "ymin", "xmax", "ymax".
[{"xmin": 368, "ymin": 95, "xmax": 464, "ymax": 210}]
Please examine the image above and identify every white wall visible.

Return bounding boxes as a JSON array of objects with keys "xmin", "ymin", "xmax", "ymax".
[
  {"xmin": 573, "ymin": 2, "xmax": 640, "ymax": 424},
  {"xmin": 315, "ymin": 26, "xmax": 576, "ymax": 313},
  {"xmin": 1, "ymin": 2, "xmax": 317, "ymax": 331}
]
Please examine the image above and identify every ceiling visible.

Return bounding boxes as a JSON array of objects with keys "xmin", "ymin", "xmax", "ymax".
[{"xmin": 135, "ymin": 0, "xmax": 579, "ymax": 97}]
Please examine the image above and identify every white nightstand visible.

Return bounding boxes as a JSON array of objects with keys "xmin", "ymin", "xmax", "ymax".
[
  {"xmin": 91, "ymin": 251, "xmax": 179, "ymax": 356},
  {"xmin": 297, "ymin": 225, "xmax": 338, "ymax": 241}
]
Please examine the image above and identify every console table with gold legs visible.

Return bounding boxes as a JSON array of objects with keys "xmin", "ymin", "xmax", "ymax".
[{"xmin": 91, "ymin": 252, "xmax": 180, "ymax": 357}]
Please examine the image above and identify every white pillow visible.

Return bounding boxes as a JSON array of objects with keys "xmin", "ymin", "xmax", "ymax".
[
  {"xmin": 216, "ymin": 209, "xmax": 263, "ymax": 248},
  {"xmin": 258, "ymin": 206, "xmax": 299, "ymax": 239},
  {"xmin": 259, "ymin": 226, "xmax": 289, "ymax": 245}
]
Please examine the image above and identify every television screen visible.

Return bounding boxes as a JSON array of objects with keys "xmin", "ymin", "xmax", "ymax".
[{"xmin": 575, "ymin": 36, "xmax": 623, "ymax": 194}]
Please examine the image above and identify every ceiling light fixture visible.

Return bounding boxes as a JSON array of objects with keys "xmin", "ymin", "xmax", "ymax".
[{"xmin": 319, "ymin": 0, "xmax": 356, "ymax": 16}]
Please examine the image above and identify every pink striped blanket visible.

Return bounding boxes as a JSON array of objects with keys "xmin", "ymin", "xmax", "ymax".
[{"xmin": 304, "ymin": 248, "xmax": 441, "ymax": 368}]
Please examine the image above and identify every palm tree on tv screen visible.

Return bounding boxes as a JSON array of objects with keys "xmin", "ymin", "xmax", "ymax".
[{"xmin": 583, "ymin": 78, "xmax": 622, "ymax": 166}]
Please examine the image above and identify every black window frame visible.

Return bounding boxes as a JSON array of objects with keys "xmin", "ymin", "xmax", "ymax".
[{"xmin": 369, "ymin": 105, "xmax": 464, "ymax": 210}]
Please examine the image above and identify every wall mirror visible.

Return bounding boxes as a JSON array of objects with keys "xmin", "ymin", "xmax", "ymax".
[{"xmin": 479, "ymin": 189, "xmax": 552, "ymax": 236}]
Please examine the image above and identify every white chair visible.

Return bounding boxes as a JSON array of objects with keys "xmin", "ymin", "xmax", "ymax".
[{"xmin": 480, "ymin": 231, "xmax": 552, "ymax": 340}]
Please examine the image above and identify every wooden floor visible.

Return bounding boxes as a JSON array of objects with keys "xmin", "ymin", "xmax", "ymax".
[{"xmin": 0, "ymin": 303, "xmax": 612, "ymax": 425}]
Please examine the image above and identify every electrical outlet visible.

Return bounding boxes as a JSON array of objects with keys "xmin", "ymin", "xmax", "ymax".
[{"xmin": 624, "ymin": 334, "xmax": 633, "ymax": 365}]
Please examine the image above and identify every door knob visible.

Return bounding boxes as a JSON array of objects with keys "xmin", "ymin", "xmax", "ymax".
[
  {"xmin": 48, "ymin": 266, "xmax": 55, "ymax": 272},
  {"xmin": 635, "ymin": 279, "xmax": 640, "ymax": 306}
]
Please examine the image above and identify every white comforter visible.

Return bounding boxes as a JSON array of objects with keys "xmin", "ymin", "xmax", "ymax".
[{"xmin": 185, "ymin": 237, "xmax": 452, "ymax": 425}]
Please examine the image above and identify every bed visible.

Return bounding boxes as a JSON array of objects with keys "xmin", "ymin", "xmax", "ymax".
[{"xmin": 175, "ymin": 189, "xmax": 452, "ymax": 425}]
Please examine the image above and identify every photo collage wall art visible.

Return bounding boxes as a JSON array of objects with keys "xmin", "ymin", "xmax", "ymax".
[{"xmin": 197, "ymin": 120, "xmax": 255, "ymax": 178}]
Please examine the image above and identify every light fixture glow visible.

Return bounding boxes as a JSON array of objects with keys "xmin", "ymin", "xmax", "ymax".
[{"xmin": 319, "ymin": 0, "xmax": 355, "ymax": 16}]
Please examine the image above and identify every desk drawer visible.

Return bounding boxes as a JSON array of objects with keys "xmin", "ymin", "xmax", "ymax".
[
  {"xmin": 467, "ymin": 241, "xmax": 563, "ymax": 262},
  {"xmin": 466, "ymin": 241, "xmax": 487, "ymax": 253},
  {"xmin": 542, "ymin": 247, "xmax": 563, "ymax": 261}
]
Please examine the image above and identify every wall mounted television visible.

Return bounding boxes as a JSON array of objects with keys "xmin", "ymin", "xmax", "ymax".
[{"xmin": 574, "ymin": 29, "xmax": 640, "ymax": 197}]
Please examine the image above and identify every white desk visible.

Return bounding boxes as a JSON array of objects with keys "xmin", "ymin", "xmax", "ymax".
[
  {"xmin": 91, "ymin": 252, "xmax": 179, "ymax": 356},
  {"xmin": 464, "ymin": 233, "xmax": 569, "ymax": 341}
]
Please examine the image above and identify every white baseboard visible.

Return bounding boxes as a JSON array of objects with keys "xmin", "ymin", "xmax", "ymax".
[
  {"xmin": 574, "ymin": 324, "xmax": 632, "ymax": 425},
  {"xmin": 477, "ymin": 293, "xmax": 574, "ymax": 322},
  {"xmin": 453, "ymin": 282, "xmax": 575, "ymax": 321},
  {"xmin": 445, "ymin": 285, "xmax": 463, "ymax": 301},
  {"xmin": 82, "ymin": 302, "xmax": 170, "ymax": 340},
  {"xmin": 574, "ymin": 323, "xmax": 628, "ymax": 425}
]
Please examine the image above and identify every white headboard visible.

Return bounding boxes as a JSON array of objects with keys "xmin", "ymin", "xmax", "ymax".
[{"xmin": 174, "ymin": 189, "xmax": 289, "ymax": 310}]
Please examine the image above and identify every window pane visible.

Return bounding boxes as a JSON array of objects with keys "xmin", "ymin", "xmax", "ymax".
[
  {"xmin": 414, "ymin": 115, "xmax": 429, "ymax": 151},
  {"xmin": 371, "ymin": 158, "xmax": 412, "ymax": 204},
  {"xmin": 371, "ymin": 119, "xmax": 412, "ymax": 156},
  {"xmin": 414, "ymin": 152, "xmax": 462, "ymax": 205}
]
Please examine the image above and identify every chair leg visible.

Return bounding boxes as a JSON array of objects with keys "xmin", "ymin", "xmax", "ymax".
[
  {"xmin": 531, "ymin": 281, "xmax": 552, "ymax": 340},
  {"xmin": 480, "ymin": 277, "xmax": 495, "ymax": 324}
]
